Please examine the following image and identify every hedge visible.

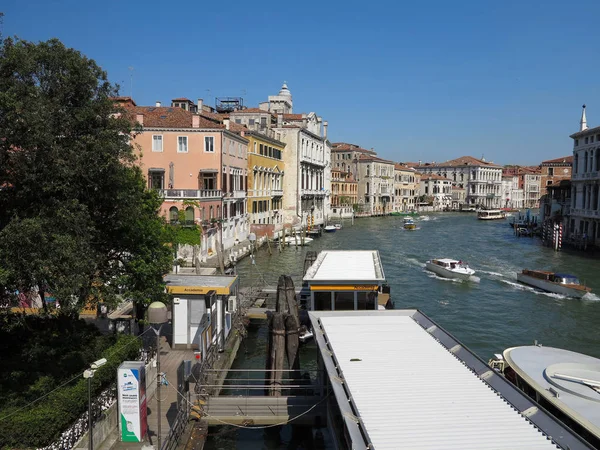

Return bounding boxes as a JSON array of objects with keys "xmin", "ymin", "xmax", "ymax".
[{"xmin": 0, "ymin": 334, "xmax": 141, "ymax": 449}]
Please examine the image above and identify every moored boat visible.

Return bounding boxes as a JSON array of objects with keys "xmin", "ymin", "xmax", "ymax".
[
  {"xmin": 516, "ymin": 269, "xmax": 591, "ymax": 298},
  {"xmin": 334, "ymin": 223, "xmax": 342, "ymax": 230},
  {"xmin": 488, "ymin": 345, "xmax": 600, "ymax": 448},
  {"xmin": 324, "ymin": 225, "xmax": 336, "ymax": 233},
  {"xmin": 477, "ymin": 209, "xmax": 506, "ymax": 220},
  {"xmin": 278, "ymin": 236, "xmax": 314, "ymax": 246},
  {"xmin": 403, "ymin": 218, "xmax": 417, "ymax": 230},
  {"xmin": 425, "ymin": 258, "xmax": 475, "ymax": 280}
]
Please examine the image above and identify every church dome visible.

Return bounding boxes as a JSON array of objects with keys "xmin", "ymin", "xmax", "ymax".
[{"xmin": 278, "ymin": 82, "xmax": 292, "ymax": 98}]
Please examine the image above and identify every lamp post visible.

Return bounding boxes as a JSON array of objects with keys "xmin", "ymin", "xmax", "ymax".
[
  {"xmin": 148, "ymin": 302, "xmax": 168, "ymax": 450},
  {"xmin": 83, "ymin": 358, "xmax": 107, "ymax": 450}
]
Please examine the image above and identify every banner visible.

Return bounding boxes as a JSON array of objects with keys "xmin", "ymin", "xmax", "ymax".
[{"xmin": 117, "ymin": 361, "xmax": 147, "ymax": 442}]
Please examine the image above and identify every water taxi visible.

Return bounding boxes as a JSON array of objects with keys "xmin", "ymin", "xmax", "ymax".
[
  {"xmin": 489, "ymin": 345, "xmax": 600, "ymax": 448},
  {"xmin": 403, "ymin": 218, "xmax": 417, "ymax": 230},
  {"xmin": 517, "ymin": 270, "xmax": 591, "ymax": 298},
  {"xmin": 425, "ymin": 258, "xmax": 475, "ymax": 280},
  {"xmin": 477, "ymin": 210, "xmax": 506, "ymax": 220}
]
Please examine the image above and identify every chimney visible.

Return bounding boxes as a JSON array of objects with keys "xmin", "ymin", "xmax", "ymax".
[
  {"xmin": 197, "ymin": 99, "xmax": 203, "ymax": 112},
  {"xmin": 136, "ymin": 114, "xmax": 144, "ymax": 126},
  {"xmin": 418, "ymin": 160, "xmax": 422, "ymax": 166},
  {"xmin": 302, "ymin": 113, "xmax": 307, "ymax": 128},
  {"xmin": 192, "ymin": 115, "xmax": 200, "ymax": 128},
  {"xmin": 323, "ymin": 121, "xmax": 328, "ymax": 139},
  {"xmin": 156, "ymin": 101, "xmax": 161, "ymax": 107},
  {"xmin": 223, "ymin": 119, "xmax": 230, "ymax": 130},
  {"xmin": 277, "ymin": 113, "xmax": 283, "ymax": 128}
]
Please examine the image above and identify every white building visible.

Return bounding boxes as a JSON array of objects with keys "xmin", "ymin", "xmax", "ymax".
[
  {"xmin": 357, "ymin": 155, "xmax": 395, "ymax": 215},
  {"xmin": 419, "ymin": 174, "xmax": 453, "ymax": 211},
  {"xmin": 501, "ymin": 175, "xmax": 524, "ymax": 209},
  {"xmin": 416, "ymin": 156, "xmax": 503, "ymax": 208},
  {"xmin": 569, "ymin": 105, "xmax": 600, "ymax": 246},
  {"xmin": 260, "ymin": 83, "xmax": 330, "ymax": 227}
]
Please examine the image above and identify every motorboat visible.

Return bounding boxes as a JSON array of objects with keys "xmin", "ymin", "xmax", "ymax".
[
  {"xmin": 299, "ymin": 326, "xmax": 314, "ymax": 343},
  {"xmin": 334, "ymin": 223, "xmax": 342, "ymax": 230},
  {"xmin": 488, "ymin": 345, "xmax": 600, "ymax": 448},
  {"xmin": 425, "ymin": 258, "xmax": 475, "ymax": 281},
  {"xmin": 324, "ymin": 225, "xmax": 337, "ymax": 233},
  {"xmin": 281, "ymin": 236, "xmax": 313, "ymax": 246},
  {"xmin": 477, "ymin": 210, "xmax": 506, "ymax": 220},
  {"xmin": 516, "ymin": 269, "xmax": 591, "ymax": 298},
  {"xmin": 403, "ymin": 218, "xmax": 417, "ymax": 230}
]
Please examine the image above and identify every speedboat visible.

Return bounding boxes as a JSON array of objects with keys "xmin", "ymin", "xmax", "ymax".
[
  {"xmin": 488, "ymin": 346, "xmax": 600, "ymax": 448},
  {"xmin": 403, "ymin": 218, "xmax": 417, "ymax": 230},
  {"xmin": 477, "ymin": 210, "xmax": 506, "ymax": 220},
  {"xmin": 516, "ymin": 270, "xmax": 591, "ymax": 298},
  {"xmin": 324, "ymin": 225, "xmax": 337, "ymax": 233},
  {"xmin": 425, "ymin": 258, "xmax": 475, "ymax": 280}
]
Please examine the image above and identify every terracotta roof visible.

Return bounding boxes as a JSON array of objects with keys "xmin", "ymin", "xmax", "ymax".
[
  {"xmin": 198, "ymin": 110, "xmax": 226, "ymax": 122},
  {"xmin": 228, "ymin": 122, "xmax": 249, "ymax": 133},
  {"xmin": 133, "ymin": 106, "xmax": 223, "ymax": 129},
  {"xmin": 283, "ymin": 114, "xmax": 303, "ymax": 120},
  {"xmin": 542, "ymin": 155, "xmax": 573, "ymax": 165},
  {"xmin": 232, "ymin": 108, "xmax": 273, "ymax": 114},
  {"xmin": 394, "ymin": 163, "xmax": 415, "ymax": 171},
  {"xmin": 332, "ymin": 142, "xmax": 377, "ymax": 155},
  {"xmin": 421, "ymin": 174, "xmax": 452, "ymax": 182},
  {"xmin": 111, "ymin": 96, "xmax": 137, "ymax": 107},
  {"xmin": 171, "ymin": 97, "xmax": 192, "ymax": 102},
  {"xmin": 430, "ymin": 156, "xmax": 501, "ymax": 168},
  {"xmin": 358, "ymin": 154, "xmax": 395, "ymax": 164},
  {"xmin": 403, "ymin": 162, "xmax": 422, "ymax": 168}
]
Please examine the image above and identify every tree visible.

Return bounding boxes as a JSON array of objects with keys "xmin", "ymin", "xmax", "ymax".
[{"xmin": 0, "ymin": 37, "xmax": 172, "ymax": 312}]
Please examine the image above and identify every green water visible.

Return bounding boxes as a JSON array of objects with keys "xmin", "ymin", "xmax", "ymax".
[{"xmin": 205, "ymin": 212, "xmax": 600, "ymax": 448}]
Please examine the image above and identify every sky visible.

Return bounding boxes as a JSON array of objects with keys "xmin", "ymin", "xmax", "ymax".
[{"xmin": 3, "ymin": 0, "xmax": 600, "ymax": 165}]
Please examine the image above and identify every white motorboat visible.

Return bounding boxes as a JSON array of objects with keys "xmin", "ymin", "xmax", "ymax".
[
  {"xmin": 282, "ymin": 236, "xmax": 313, "ymax": 246},
  {"xmin": 299, "ymin": 327, "xmax": 314, "ymax": 343},
  {"xmin": 516, "ymin": 269, "xmax": 591, "ymax": 298},
  {"xmin": 477, "ymin": 210, "xmax": 506, "ymax": 220},
  {"xmin": 334, "ymin": 223, "xmax": 342, "ymax": 230},
  {"xmin": 489, "ymin": 346, "xmax": 600, "ymax": 448},
  {"xmin": 324, "ymin": 225, "xmax": 337, "ymax": 233},
  {"xmin": 425, "ymin": 258, "xmax": 475, "ymax": 280}
]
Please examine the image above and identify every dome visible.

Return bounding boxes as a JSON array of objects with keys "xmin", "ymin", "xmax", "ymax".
[{"xmin": 278, "ymin": 82, "xmax": 292, "ymax": 98}]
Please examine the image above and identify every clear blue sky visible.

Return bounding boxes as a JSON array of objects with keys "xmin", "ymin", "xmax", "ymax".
[{"xmin": 4, "ymin": 0, "xmax": 600, "ymax": 165}]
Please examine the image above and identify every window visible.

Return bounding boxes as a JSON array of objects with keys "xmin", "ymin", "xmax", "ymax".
[
  {"xmin": 235, "ymin": 119, "xmax": 241, "ymax": 124},
  {"xmin": 585, "ymin": 137, "xmax": 589, "ymax": 144},
  {"xmin": 548, "ymin": 167, "xmax": 554, "ymax": 176},
  {"xmin": 249, "ymin": 119, "xmax": 255, "ymax": 126},
  {"xmin": 575, "ymin": 139, "xmax": 579, "ymax": 147},
  {"xmin": 546, "ymin": 180, "xmax": 552, "ymax": 186},
  {"xmin": 152, "ymin": 135, "xmax": 163, "ymax": 152},
  {"xmin": 205, "ymin": 136, "xmax": 214, "ymax": 153},
  {"xmin": 177, "ymin": 136, "xmax": 188, "ymax": 153}
]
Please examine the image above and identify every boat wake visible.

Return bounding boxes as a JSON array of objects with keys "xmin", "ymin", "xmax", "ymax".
[
  {"xmin": 469, "ymin": 276, "xmax": 481, "ymax": 283},
  {"xmin": 424, "ymin": 270, "xmax": 463, "ymax": 283},
  {"xmin": 582, "ymin": 292, "xmax": 600, "ymax": 302},
  {"xmin": 499, "ymin": 279, "xmax": 568, "ymax": 299},
  {"xmin": 478, "ymin": 270, "xmax": 507, "ymax": 278}
]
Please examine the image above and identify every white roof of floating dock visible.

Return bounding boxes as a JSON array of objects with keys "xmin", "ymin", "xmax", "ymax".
[
  {"xmin": 309, "ymin": 310, "xmax": 592, "ymax": 450},
  {"xmin": 303, "ymin": 250, "xmax": 385, "ymax": 283}
]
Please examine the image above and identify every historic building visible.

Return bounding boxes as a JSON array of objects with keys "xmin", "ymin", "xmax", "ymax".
[
  {"xmin": 257, "ymin": 83, "xmax": 330, "ymax": 228},
  {"xmin": 393, "ymin": 164, "xmax": 419, "ymax": 212},
  {"xmin": 119, "ymin": 97, "xmax": 249, "ymax": 260},
  {"xmin": 331, "ymin": 169, "xmax": 358, "ymax": 218},
  {"xmin": 415, "ymin": 156, "xmax": 503, "ymax": 208},
  {"xmin": 229, "ymin": 109, "xmax": 286, "ymax": 237},
  {"xmin": 419, "ymin": 174, "xmax": 453, "ymax": 211},
  {"xmin": 357, "ymin": 155, "xmax": 395, "ymax": 214},
  {"xmin": 501, "ymin": 174, "xmax": 524, "ymax": 209},
  {"xmin": 569, "ymin": 105, "xmax": 600, "ymax": 247},
  {"xmin": 540, "ymin": 156, "xmax": 573, "ymax": 197}
]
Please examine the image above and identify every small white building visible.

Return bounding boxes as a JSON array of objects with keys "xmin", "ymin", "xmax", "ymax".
[
  {"xmin": 419, "ymin": 174, "xmax": 452, "ymax": 211},
  {"xmin": 501, "ymin": 175, "xmax": 524, "ymax": 209},
  {"xmin": 166, "ymin": 274, "xmax": 239, "ymax": 353}
]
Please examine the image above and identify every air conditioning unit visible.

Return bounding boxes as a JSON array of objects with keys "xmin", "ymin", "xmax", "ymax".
[{"xmin": 228, "ymin": 296, "xmax": 237, "ymax": 312}]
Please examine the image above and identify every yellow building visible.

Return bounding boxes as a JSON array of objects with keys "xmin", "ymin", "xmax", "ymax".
[
  {"xmin": 245, "ymin": 130, "xmax": 286, "ymax": 236},
  {"xmin": 331, "ymin": 169, "xmax": 358, "ymax": 218}
]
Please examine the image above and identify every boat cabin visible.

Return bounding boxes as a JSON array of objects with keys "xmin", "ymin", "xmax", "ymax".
[
  {"xmin": 303, "ymin": 250, "xmax": 389, "ymax": 310},
  {"xmin": 477, "ymin": 210, "xmax": 505, "ymax": 219},
  {"xmin": 522, "ymin": 269, "xmax": 582, "ymax": 286},
  {"xmin": 165, "ymin": 274, "xmax": 239, "ymax": 352},
  {"xmin": 432, "ymin": 258, "xmax": 463, "ymax": 269}
]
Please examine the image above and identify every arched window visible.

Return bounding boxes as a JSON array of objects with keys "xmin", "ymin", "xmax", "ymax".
[
  {"xmin": 169, "ymin": 206, "xmax": 179, "ymax": 223},
  {"xmin": 185, "ymin": 206, "xmax": 194, "ymax": 224}
]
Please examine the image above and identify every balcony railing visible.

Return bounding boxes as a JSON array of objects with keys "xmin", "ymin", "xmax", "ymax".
[
  {"xmin": 571, "ymin": 208, "xmax": 600, "ymax": 218},
  {"xmin": 271, "ymin": 189, "xmax": 284, "ymax": 197},
  {"xmin": 160, "ymin": 189, "xmax": 222, "ymax": 199},
  {"xmin": 302, "ymin": 189, "xmax": 328, "ymax": 197},
  {"xmin": 225, "ymin": 190, "xmax": 246, "ymax": 199}
]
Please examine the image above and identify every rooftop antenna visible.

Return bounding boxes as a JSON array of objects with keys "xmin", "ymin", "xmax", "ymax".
[{"xmin": 128, "ymin": 66, "xmax": 134, "ymax": 98}]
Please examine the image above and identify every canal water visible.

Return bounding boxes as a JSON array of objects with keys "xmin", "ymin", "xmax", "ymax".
[{"xmin": 205, "ymin": 212, "xmax": 600, "ymax": 449}]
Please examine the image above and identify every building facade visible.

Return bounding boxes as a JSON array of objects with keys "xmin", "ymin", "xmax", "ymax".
[
  {"xmin": 357, "ymin": 155, "xmax": 395, "ymax": 215},
  {"xmin": 121, "ymin": 97, "xmax": 249, "ymax": 260},
  {"xmin": 419, "ymin": 174, "xmax": 453, "ymax": 211},
  {"xmin": 522, "ymin": 169, "xmax": 541, "ymax": 209},
  {"xmin": 540, "ymin": 156, "xmax": 573, "ymax": 198},
  {"xmin": 331, "ymin": 169, "xmax": 358, "ymax": 218},
  {"xmin": 501, "ymin": 174, "xmax": 524, "ymax": 209},
  {"xmin": 393, "ymin": 164, "xmax": 419, "ymax": 212},
  {"xmin": 415, "ymin": 156, "xmax": 503, "ymax": 208},
  {"xmin": 569, "ymin": 105, "xmax": 600, "ymax": 247}
]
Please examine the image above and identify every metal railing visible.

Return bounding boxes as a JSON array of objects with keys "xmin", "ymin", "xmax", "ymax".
[{"xmin": 160, "ymin": 189, "xmax": 222, "ymax": 199}]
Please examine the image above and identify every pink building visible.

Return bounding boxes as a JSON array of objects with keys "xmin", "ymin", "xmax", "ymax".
[{"xmin": 117, "ymin": 98, "xmax": 249, "ymax": 260}]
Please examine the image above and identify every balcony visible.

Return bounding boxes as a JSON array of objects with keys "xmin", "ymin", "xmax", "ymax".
[
  {"xmin": 160, "ymin": 189, "xmax": 222, "ymax": 200},
  {"xmin": 225, "ymin": 190, "xmax": 246, "ymax": 199},
  {"xmin": 302, "ymin": 189, "xmax": 328, "ymax": 197},
  {"xmin": 271, "ymin": 189, "xmax": 284, "ymax": 197},
  {"xmin": 571, "ymin": 208, "xmax": 600, "ymax": 218}
]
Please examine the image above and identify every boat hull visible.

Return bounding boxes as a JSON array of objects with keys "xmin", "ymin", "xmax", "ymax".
[
  {"xmin": 516, "ymin": 273, "xmax": 589, "ymax": 298},
  {"xmin": 425, "ymin": 262, "xmax": 474, "ymax": 281},
  {"xmin": 324, "ymin": 226, "xmax": 336, "ymax": 233},
  {"xmin": 404, "ymin": 225, "xmax": 417, "ymax": 230}
]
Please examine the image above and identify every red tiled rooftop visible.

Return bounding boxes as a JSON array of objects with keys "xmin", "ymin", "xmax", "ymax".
[
  {"xmin": 133, "ymin": 106, "xmax": 223, "ymax": 129},
  {"xmin": 428, "ymin": 156, "xmax": 501, "ymax": 168},
  {"xmin": 542, "ymin": 155, "xmax": 573, "ymax": 165},
  {"xmin": 283, "ymin": 114, "xmax": 304, "ymax": 120},
  {"xmin": 171, "ymin": 97, "xmax": 193, "ymax": 102}
]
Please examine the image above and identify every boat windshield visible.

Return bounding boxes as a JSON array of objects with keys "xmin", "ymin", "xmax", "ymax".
[{"xmin": 558, "ymin": 276, "xmax": 581, "ymax": 285}]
